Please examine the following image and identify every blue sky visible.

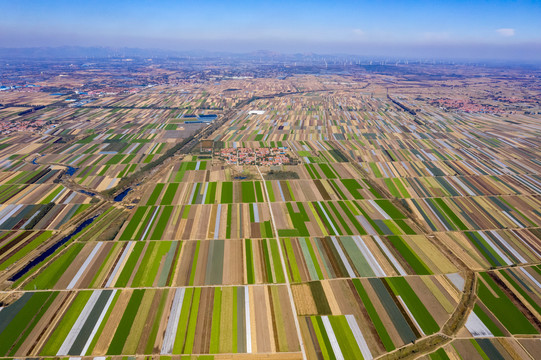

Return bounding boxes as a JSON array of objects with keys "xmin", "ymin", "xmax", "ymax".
[{"xmin": 1, "ymin": 0, "xmax": 540, "ymax": 59}]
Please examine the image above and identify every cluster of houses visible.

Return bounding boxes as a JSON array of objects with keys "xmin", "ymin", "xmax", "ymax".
[
  {"xmin": 219, "ymin": 147, "xmax": 290, "ymax": 165},
  {"xmin": 430, "ymin": 98, "xmax": 502, "ymax": 113},
  {"xmin": 0, "ymin": 118, "xmax": 47, "ymax": 135}
]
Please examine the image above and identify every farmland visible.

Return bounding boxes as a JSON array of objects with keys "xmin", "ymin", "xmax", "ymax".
[
  {"xmin": 1, "ymin": 61, "xmax": 541, "ymax": 360},
  {"xmin": 0, "ymin": 286, "xmax": 299, "ymax": 356}
]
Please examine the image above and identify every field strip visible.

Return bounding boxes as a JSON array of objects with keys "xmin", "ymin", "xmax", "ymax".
[
  {"xmin": 140, "ymin": 207, "xmax": 160, "ymax": 240},
  {"xmin": 0, "ymin": 352, "xmax": 304, "ymax": 359},
  {"xmin": 345, "ymin": 314, "xmax": 373, "ymax": 360},
  {"xmin": 321, "ymin": 316, "xmax": 344, "ymax": 360},
  {"xmin": 245, "ymin": 285, "xmax": 252, "ymax": 353},
  {"xmin": 66, "ymin": 242, "xmax": 102, "ymax": 289},
  {"xmin": 257, "ymin": 165, "xmax": 307, "ymax": 360},
  {"xmin": 6, "ymin": 268, "xmax": 529, "ymax": 294},
  {"xmin": 105, "ymin": 241, "xmax": 135, "ymax": 287},
  {"xmin": 330, "ymin": 236, "xmax": 356, "ymax": 277},
  {"xmin": 0, "ymin": 282, "xmax": 312, "ymax": 294},
  {"xmin": 464, "ymin": 310, "xmax": 493, "ymax": 337},
  {"xmin": 80, "ymin": 289, "xmax": 117, "ymax": 355},
  {"xmin": 161, "ymin": 287, "xmax": 185, "ymax": 354},
  {"xmin": 57, "ymin": 232, "xmax": 538, "ymax": 243},
  {"xmin": 57, "ymin": 290, "xmax": 102, "ymax": 355}
]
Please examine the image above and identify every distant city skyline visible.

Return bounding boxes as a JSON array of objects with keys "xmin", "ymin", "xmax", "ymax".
[{"xmin": 1, "ymin": 0, "xmax": 540, "ymax": 60}]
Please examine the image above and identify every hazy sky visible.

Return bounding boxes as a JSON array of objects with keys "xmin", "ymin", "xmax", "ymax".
[{"xmin": 1, "ymin": 0, "xmax": 540, "ymax": 59}]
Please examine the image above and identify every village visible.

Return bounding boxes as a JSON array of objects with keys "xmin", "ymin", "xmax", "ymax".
[{"xmin": 218, "ymin": 146, "xmax": 292, "ymax": 165}]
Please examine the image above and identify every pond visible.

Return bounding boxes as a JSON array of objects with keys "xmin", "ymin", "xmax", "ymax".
[{"xmin": 114, "ymin": 187, "xmax": 132, "ymax": 202}]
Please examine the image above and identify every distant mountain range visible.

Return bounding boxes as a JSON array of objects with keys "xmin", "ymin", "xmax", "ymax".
[
  {"xmin": 0, "ymin": 46, "xmax": 189, "ymax": 59},
  {"xmin": 0, "ymin": 46, "xmax": 538, "ymax": 67},
  {"xmin": 0, "ymin": 46, "xmax": 325, "ymax": 60}
]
